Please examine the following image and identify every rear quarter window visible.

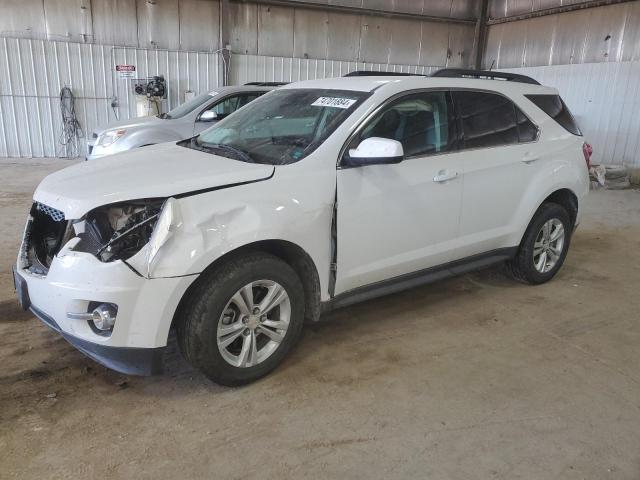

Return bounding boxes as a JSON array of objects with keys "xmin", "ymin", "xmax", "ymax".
[{"xmin": 525, "ymin": 94, "xmax": 582, "ymax": 136}]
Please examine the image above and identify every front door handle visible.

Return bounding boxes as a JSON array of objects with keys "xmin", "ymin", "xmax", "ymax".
[
  {"xmin": 522, "ymin": 152, "xmax": 540, "ymax": 164},
  {"xmin": 433, "ymin": 170, "xmax": 459, "ymax": 183}
]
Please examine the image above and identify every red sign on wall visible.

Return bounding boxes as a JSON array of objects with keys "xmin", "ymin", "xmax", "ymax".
[{"xmin": 116, "ymin": 64, "xmax": 136, "ymax": 78}]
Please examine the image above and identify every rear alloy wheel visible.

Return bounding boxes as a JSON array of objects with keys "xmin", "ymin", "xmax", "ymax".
[
  {"xmin": 177, "ymin": 253, "xmax": 304, "ymax": 386},
  {"xmin": 507, "ymin": 202, "xmax": 572, "ymax": 284},
  {"xmin": 532, "ymin": 218, "xmax": 565, "ymax": 274}
]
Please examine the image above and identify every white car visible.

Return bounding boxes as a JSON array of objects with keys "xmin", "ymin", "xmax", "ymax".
[
  {"xmin": 14, "ymin": 69, "xmax": 590, "ymax": 385},
  {"xmin": 86, "ymin": 83, "xmax": 282, "ymax": 160}
]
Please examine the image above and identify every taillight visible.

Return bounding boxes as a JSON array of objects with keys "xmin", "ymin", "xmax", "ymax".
[{"xmin": 582, "ymin": 142, "xmax": 593, "ymax": 169}]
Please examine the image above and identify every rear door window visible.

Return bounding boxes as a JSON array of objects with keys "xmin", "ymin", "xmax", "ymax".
[
  {"xmin": 525, "ymin": 94, "xmax": 582, "ymax": 135},
  {"xmin": 203, "ymin": 92, "xmax": 265, "ymax": 120},
  {"xmin": 238, "ymin": 92, "xmax": 264, "ymax": 108},
  {"xmin": 210, "ymin": 95, "xmax": 242, "ymax": 117},
  {"xmin": 453, "ymin": 91, "xmax": 520, "ymax": 149}
]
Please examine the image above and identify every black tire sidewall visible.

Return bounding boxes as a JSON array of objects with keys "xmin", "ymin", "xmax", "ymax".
[
  {"xmin": 179, "ymin": 253, "xmax": 305, "ymax": 386},
  {"xmin": 517, "ymin": 203, "xmax": 572, "ymax": 284}
]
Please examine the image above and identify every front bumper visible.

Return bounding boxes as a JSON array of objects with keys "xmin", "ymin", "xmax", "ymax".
[
  {"xmin": 29, "ymin": 300, "xmax": 164, "ymax": 375},
  {"xmin": 13, "ymin": 250, "xmax": 196, "ymax": 376}
]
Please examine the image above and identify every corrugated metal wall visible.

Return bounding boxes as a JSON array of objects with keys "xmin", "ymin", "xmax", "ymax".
[
  {"xmin": 0, "ymin": 37, "xmax": 222, "ymax": 157},
  {"xmin": 485, "ymin": 1, "xmax": 640, "ymax": 68},
  {"xmin": 230, "ymin": 54, "xmax": 443, "ymax": 85},
  {"xmin": 483, "ymin": 1, "xmax": 640, "ymax": 167},
  {"xmin": 4, "ymin": 0, "xmax": 639, "ymax": 165},
  {"xmin": 0, "ymin": 0, "xmax": 478, "ymax": 158},
  {"xmin": 0, "ymin": 0, "xmax": 222, "ymax": 51},
  {"xmin": 502, "ymin": 61, "xmax": 640, "ymax": 166},
  {"xmin": 228, "ymin": 2, "xmax": 476, "ymax": 66},
  {"xmin": 0, "ymin": 35, "xmax": 446, "ymax": 158},
  {"xmin": 1, "ymin": 0, "xmax": 477, "ymax": 63}
]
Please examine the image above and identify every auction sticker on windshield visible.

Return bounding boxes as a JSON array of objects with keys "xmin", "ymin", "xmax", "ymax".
[{"xmin": 311, "ymin": 97, "xmax": 357, "ymax": 109}]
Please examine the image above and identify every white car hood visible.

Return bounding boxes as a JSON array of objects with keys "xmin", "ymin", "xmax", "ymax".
[{"xmin": 34, "ymin": 143, "xmax": 275, "ymax": 219}]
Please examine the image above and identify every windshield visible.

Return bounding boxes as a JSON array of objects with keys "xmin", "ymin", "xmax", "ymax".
[
  {"xmin": 162, "ymin": 92, "xmax": 215, "ymax": 119},
  {"xmin": 190, "ymin": 89, "xmax": 370, "ymax": 165}
]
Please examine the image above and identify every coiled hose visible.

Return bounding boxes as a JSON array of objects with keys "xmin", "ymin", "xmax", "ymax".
[{"xmin": 58, "ymin": 86, "xmax": 84, "ymax": 158}]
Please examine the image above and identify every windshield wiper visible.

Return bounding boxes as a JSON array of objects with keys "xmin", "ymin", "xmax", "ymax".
[{"xmin": 198, "ymin": 141, "xmax": 255, "ymax": 163}]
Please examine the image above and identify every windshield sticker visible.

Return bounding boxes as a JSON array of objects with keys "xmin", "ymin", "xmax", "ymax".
[{"xmin": 311, "ymin": 97, "xmax": 357, "ymax": 109}]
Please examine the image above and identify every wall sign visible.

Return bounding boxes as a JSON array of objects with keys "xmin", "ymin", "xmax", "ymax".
[{"xmin": 116, "ymin": 64, "xmax": 136, "ymax": 78}]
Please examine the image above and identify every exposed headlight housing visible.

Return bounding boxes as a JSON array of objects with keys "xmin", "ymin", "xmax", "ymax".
[
  {"xmin": 97, "ymin": 129, "xmax": 126, "ymax": 147},
  {"xmin": 146, "ymin": 197, "xmax": 179, "ymax": 275},
  {"xmin": 73, "ymin": 199, "xmax": 166, "ymax": 262}
]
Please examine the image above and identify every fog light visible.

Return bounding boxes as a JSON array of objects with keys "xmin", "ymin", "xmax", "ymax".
[{"xmin": 91, "ymin": 303, "xmax": 117, "ymax": 331}]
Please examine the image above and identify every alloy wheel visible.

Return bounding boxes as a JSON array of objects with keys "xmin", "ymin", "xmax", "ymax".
[
  {"xmin": 216, "ymin": 280, "xmax": 291, "ymax": 368},
  {"xmin": 533, "ymin": 218, "xmax": 565, "ymax": 273}
]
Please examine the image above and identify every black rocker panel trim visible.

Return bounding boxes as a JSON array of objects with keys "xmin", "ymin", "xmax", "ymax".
[{"xmin": 324, "ymin": 247, "xmax": 518, "ymax": 312}]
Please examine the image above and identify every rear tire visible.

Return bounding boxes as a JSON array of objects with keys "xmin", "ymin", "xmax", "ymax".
[
  {"xmin": 177, "ymin": 252, "xmax": 305, "ymax": 386},
  {"xmin": 507, "ymin": 203, "xmax": 572, "ymax": 285}
]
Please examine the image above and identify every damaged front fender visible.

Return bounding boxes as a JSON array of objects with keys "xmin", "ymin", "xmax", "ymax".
[
  {"xmin": 126, "ymin": 173, "xmax": 332, "ymax": 284},
  {"xmin": 127, "ymin": 196, "xmax": 262, "ymax": 279}
]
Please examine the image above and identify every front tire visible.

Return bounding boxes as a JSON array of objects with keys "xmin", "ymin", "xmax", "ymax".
[
  {"xmin": 507, "ymin": 203, "xmax": 572, "ymax": 285},
  {"xmin": 177, "ymin": 252, "xmax": 305, "ymax": 386}
]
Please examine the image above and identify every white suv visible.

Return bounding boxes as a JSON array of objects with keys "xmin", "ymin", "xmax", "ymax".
[{"xmin": 14, "ymin": 69, "xmax": 590, "ymax": 385}]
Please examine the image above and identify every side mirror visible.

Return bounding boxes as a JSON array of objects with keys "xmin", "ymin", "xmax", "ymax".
[
  {"xmin": 199, "ymin": 110, "xmax": 218, "ymax": 122},
  {"xmin": 343, "ymin": 137, "xmax": 404, "ymax": 167}
]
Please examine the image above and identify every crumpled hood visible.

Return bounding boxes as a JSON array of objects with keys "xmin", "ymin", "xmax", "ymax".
[{"xmin": 34, "ymin": 143, "xmax": 274, "ymax": 219}]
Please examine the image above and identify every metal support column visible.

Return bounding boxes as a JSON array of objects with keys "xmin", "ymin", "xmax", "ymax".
[
  {"xmin": 473, "ymin": 0, "xmax": 489, "ymax": 70},
  {"xmin": 220, "ymin": 0, "xmax": 232, "ymax": 85}
]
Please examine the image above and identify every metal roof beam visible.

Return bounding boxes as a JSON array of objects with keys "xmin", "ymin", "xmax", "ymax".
[
  {"xmin": 487, "ymin": 0, "xmax": 637, "ymax": 25},
  {"xmin": 230, "ymin": 0, "xmax": 478, "ymax": 25}
]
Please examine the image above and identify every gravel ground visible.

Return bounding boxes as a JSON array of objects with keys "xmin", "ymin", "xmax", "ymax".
[{"xmin": 1, "ymin": 157, "xmax": 640, "ymax": 479}]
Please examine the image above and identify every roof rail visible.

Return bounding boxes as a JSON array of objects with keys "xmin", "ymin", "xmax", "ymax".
[
  {"xmin": 344, "ymin": 70, "xmax": 424, "ymax": 77},
  {"xmin": 244, "ymin": 82, "xmax": 289, "ymax": 87},
  {"xmin": 430, "ymin": 68, "xmax": 540, "ymax": 85}
]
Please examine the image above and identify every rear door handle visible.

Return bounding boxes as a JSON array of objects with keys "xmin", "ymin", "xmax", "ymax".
[
  {"xmin": 522, "ymin": 152, "xmax": 540, "ymax": 164},
  {"xmin": 433, "ymin": 170, "xmax": 459, "ymax": 183}
]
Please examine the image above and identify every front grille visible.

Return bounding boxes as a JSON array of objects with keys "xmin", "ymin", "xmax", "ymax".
[
  {"xmin": 35, "ymin": 202, "xmax": 65, "ymax": 222},
  {"xmin": 22, "ymin": 202, "xmax": 71, "ymax": 275}
]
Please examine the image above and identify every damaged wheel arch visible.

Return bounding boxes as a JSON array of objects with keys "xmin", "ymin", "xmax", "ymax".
[{"xmin": 171, "ymin": 239, "xmax": 323, "ymax": 334}]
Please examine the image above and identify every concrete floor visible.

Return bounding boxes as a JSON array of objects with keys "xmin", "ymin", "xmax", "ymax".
[{"xmin": 1, "ymin": 157, "xmax": 639, "ymax": 479}]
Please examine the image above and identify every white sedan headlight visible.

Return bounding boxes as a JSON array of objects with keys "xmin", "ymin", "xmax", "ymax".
[{"xmin": 97, "ymin": 129, "xmax": 126, "ymax": 147}]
